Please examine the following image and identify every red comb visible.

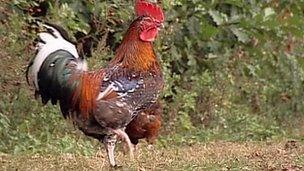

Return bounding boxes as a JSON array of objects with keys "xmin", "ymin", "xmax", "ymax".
[{"xmin": 135, "ymin": 0, "xmax": 164, "ymax": 22}]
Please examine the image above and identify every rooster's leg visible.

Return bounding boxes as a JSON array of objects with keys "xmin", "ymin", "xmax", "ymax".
[
  {"xmin": 112, "ymin": 129, "xmax": 134, "ymax": 160},
  {"xmin": 103, "ymin": 135, "xmax": 117, "ymax": 167},
  {"xmin": 123, "ymin": 141, "xmax": 136, "ymax": 154}
]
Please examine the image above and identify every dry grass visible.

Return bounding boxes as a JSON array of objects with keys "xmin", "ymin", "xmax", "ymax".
[{"xmin": 1, "ymin": 140, "xmax": 303, "ymax": 171}]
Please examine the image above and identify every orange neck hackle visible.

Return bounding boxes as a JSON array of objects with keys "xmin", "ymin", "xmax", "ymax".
[{"xmin": 110, "ymin": 19, "xmax": 161, "ymax": 72}]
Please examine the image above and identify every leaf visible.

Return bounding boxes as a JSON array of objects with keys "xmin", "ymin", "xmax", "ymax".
[
  {"xmin": 223, "ymin": 0, "xmax": 245, "ymax": 7},
  {"xmin": 201, "ymin": 18, "xmax": 219, "ymax": 39},
  {"xmin": 264, "ymin": 7, "xmax": 275, "ymax": 20},
  {"xmin": 230, "ymin": 26, "xmax": 250, "ymax": 43},
  {"xmin": 208, "ymin": 10, "xmax": 227, "ymax": 26}
]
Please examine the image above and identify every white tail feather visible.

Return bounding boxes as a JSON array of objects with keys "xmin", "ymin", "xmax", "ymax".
[{"xmin": 31, "ymin": 24, "xmax": 87, "ymax": 90}]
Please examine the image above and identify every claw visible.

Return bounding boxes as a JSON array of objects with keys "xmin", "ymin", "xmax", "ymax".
[
  {"xmin": 147, "ymin": 144, "xmax": 154, "ymax": 150},
  {"xmin": 113, "ymin": 165, "xmax": 122, "ymax": 169}
]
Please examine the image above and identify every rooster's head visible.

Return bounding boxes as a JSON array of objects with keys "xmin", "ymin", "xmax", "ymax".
[{"xmin": 135, "ymin": 0, "xmax": 164, "ymax": 42}]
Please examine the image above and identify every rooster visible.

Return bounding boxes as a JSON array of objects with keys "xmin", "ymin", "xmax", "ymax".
[
  {"xmin": 126, "ymin": 100, "xmax": 162, "ymax": 148},
  {"xmin": 26, "ymin": 0, "xmax": 164, "ymax": 167}
]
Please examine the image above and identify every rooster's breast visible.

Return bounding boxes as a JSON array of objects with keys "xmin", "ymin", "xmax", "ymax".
[{"xmin": 97, "ymin": 68, "xmax": 163, "ymax": 125}]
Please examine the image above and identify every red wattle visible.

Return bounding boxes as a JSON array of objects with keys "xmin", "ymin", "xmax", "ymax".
[{"xmin": 140, "ymin": 27, "xmax": 158, "ymax": 42}]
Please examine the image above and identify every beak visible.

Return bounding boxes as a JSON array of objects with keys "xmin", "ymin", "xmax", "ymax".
[
  {"xmin": 157, "ymin": 23, "xmax": 164, "ymax": 30},
  {"xmin": 160, "ymin": 23, "xmax": 164, "ymax": 28}
]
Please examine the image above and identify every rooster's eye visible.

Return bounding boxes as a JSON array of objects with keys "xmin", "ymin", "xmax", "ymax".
[
  {"xmin": 142, "ymin": 17, "xmax": 154, "ymax": 23},
  {"xmin": 140, "ymin": 17, "xmax": 155, "ymax": 30}
]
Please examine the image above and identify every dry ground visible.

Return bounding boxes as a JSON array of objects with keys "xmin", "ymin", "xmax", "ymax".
[{"xmin": 1, "ymin": 140, "xmax": 303, "ymax": 171}]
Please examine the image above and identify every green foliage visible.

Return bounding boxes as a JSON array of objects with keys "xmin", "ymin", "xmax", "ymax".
[
  {"xmin": 160, "ymin": 0, "xmax": 304, "ymax": 140},
  {"xmin": 1, "ymin": 0, "xmax": 304, "ymax": 155},
  {"xmin": 0, "ymin": 87, "xmax": 97, "ymax": 155}
]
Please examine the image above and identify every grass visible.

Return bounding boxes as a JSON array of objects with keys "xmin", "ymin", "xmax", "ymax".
[{"xmin": 1, "ymin": 140, "xmax": 304, "ymax": 170}]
